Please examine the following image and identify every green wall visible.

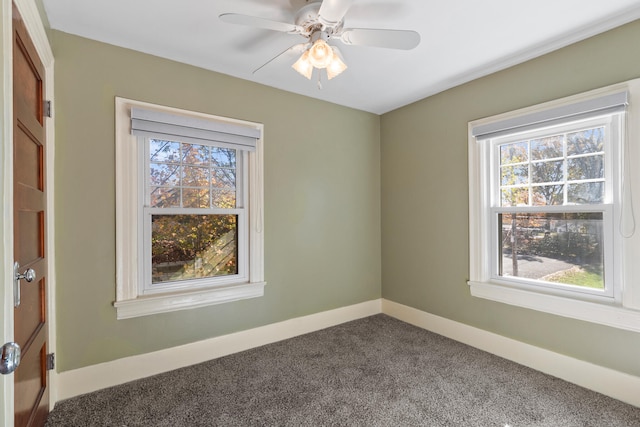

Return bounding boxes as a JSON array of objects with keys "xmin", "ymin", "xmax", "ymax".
[
  {"xmin": 52, "ymin": 31, "xmax": 381, "ymax": 372},
  {"xmin": 381, "ymin": 19, "xmax": 640, "ymax": 377},
  {"xmin": 53, "ymin": 17, "xmax": 640, "ymax": 378}
]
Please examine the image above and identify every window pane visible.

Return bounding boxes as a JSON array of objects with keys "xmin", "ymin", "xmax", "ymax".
[
  {"xmin": 212, "ymin": 190, "xmax": 237, "ymax": 208},
  {"xmin": 211, "ymin": 148, "xmax": 236, "ymax": 168},
  {"xmin": 150, "ymin": 140, "xmax": 180, "ymax": 162},
  {"xmin": 532, "ymin": 185, "xmax": 564, "ymax": 206},
  {"xmin": 498, "ymin": 212, "xmax": 604, "ymax": 290},
  {"xmin": 531, "ymin": 160, "xmax": 563, "ymax": 184},
  {"xmin": 183, "ymin": 188, "xmax": 210, "ymax": 208},
  {"xmin": 150, "ymin": 187, "xmax": 180, "ymax": 208},
  {"xmin": 567, "ymin": 127, "xmax": 604, "ymax": 155},
  {"xmin": 501, "ymin": 187, "xmax": 529, "ymax": 207},
  {"xmin": 151, "ymin": 214, "xmax": 238, "ymax": 284},
  {"xmin": 500, "ymin": 141, "xmax": 528, "ymax": 165},
  {"xmin": 568, "ymin": 182, "xmax": 604, "ymax": 204},
  {"xmin": 182, "ymin": 165, "xmax": 210, "ymax": 187},
  {"xmin": 530, "ymin": 135, "xmax": 563, "ymax": 160},
  {"xmin": 501, "ymin": 165, "xmax": 528, "ymax": 185},
  {"xmin": 150, "ymin": 162, "xmax": 180, "ymax": 187},
  {"xmin": 568, "ymin": 155, "xmax": 604, "ymax": 181},
  {"xmin": 181, "ymin": 143, "xmax": 209, "ymax": 165},
  {"xmin": 147, "ymin": 140, "xmax": 238, "ymax": 210},
  {"xmin": 212, "ymin": 168, "xmax": 236, "ymax": 189},
  {"xmin": 496, "ymin": 125, "xmax": 608, "ymax": 210}
]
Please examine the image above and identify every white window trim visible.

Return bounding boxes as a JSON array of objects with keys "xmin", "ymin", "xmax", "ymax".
[
  {"xmin": 468, "ymin": 80, "xmax": 640, "ymax": 332},
  {"xmin": 114, "ymin": 97, "xmax": 265, "ymax": 319}
]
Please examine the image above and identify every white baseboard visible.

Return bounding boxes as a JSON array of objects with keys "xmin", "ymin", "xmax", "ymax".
[
  {"xmin": 56, "ymin": 297, "xmax": 640, "ymax": 409},
  {"xmin": 382, "ymin": 299, "xmax": 640, "ymax": 408},
  {"xmin": 55, "ymin": 299, "xmax": 382, "ymax": 401}
]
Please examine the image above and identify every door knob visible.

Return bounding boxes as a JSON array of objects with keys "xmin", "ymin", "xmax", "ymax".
[
  {"xmin": 0, "ymin": 342, "xmax": 20, "ymax": 375},
  {"xmin": 14, "ymin": 262, "xmax": 36, "ymax": 308},
  {"xmin": 16, "ymin": 267, "xmax": 36, "ymax": 283}
]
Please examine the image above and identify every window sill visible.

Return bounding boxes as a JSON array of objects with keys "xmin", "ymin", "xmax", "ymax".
[
  {"xmin": 469, "ymin": 280, "xmax": 640, "ymax": 333},
  {"xmin": 114, "ymin": 281, "xmax": 266, "ymax": 319}
]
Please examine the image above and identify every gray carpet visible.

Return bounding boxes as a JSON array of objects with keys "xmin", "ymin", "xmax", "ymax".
[{"xmin": 46, "ymin": 314, "xmax": 640, "ymax": 426}]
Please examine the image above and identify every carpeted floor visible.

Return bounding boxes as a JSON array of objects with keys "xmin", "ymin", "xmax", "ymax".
[{"xmin": 46, "ymin": 314, "xmax": 640, "ymax": 426}]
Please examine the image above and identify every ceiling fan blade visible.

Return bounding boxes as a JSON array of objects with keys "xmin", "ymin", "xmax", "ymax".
[
  {"xmin": 339, "ymin": 28, "xmax": 420, "ymax": 50},
  {"xmin": 219, "ymin": 13, "xmax": 303, "ymax": 34},
  {"xmin": 318, "ymin": 0, "xmax": 353, "ymax": 27},
  {"xmin": 252, "ymin": 43, "xmax": 310, "ymax": 74}
]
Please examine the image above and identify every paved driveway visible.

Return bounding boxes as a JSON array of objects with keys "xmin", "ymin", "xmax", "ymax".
[{"xmin": 501, "ymin": 254, "xmax": 576, "ymax": 279}]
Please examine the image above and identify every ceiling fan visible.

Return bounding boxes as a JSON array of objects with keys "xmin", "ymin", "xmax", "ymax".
[{"xmin": 219, "ymin": 0, "xmax": 420, "ymax": 85}]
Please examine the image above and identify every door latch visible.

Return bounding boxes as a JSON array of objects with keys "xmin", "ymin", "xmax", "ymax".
[
  {"xmin": 14, "ymin": 262, "xmax": 36, "ymax": 308},
  {"xmin": 0, "ymin": 342, "xmax": 20, "ymax": 375}
]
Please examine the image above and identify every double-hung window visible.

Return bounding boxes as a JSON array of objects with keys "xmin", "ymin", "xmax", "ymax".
[
  {"xmin": 491, "ymin": 115, "xmax": 617, "ymax": 298},
  {"xmin": 469, "ymin": 81, "xmax": 640, "ymax": 332},
  {"xmin": 114, "ymin": 98, "xmax": 265, "ymax": 319}
]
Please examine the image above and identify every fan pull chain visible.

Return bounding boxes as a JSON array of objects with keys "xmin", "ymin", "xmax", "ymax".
[{"xmin": 317, "ymin": 71, "xmax": 323, "ymax": 90}]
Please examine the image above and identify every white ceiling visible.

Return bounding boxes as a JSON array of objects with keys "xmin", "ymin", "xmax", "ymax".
[{"xmin": 42, "ymin": 0, "xmax": 640, "ymax": 114}]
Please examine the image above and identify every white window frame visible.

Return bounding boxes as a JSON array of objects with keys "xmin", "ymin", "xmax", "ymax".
[
  {"xmin": 489, "ymin": 116, "xmax": 618, "ymax": 300},
  {"xmin": 114, "ymin": 97, "xmax": 265, "ymax": 319},
  {"xmin": 468, "ymin": 80, "xmax": 640, "ymax": 332},
  {"xmin": 140, "ymin": 140, "xmax": 249, "ymax": 295}
]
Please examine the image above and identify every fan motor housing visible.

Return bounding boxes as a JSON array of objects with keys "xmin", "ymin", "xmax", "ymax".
[
  {"xmin": 295, "ymin": 1, "xmax": 343, "ymax": 35},
  {"xmin": 295, "ymin": 2, "xmax": 321, "ymax": 27}
]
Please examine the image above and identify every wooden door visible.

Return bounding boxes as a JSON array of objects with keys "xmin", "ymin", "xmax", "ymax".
[{"xmin": 13, "ymin": 4, "xmax": 49, "ymax": 427}]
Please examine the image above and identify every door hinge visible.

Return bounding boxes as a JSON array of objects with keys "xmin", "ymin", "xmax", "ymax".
[
  {"xmin": 44, "ymin": 100, "xmax": 52, "ymax": 118},
  {"xmin": 46, "ymin": 353, "xmax": 55, "ymax": 371}
]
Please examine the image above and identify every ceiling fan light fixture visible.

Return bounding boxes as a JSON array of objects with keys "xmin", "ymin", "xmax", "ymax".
[
  {"xmin": 291, "ymin": 30, "xmax": 349, "ymax": 82},
  {"xmin": 221, "ymin": 2, "xmax": 421, "ymax": 86},
  {"xmin": 326, "ymin": 47, "xmax": 347, "ymax": 80},
  {"xmin": 307, "ymin": 38, "xmax": 334, "ymax": 69},
  {"xmin": 292, "ymin": 50, "xmax": 313, "ymax": 79}
]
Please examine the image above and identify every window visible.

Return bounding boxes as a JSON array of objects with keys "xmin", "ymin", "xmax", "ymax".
[
  {"xmin": 468, "ymin": 81, "xmax": 640, "ymax": 332},
  {"xmin": 143, "ymin": 140, "xmax": 245, "ymax": 294},
  {"xmin": 114, "ymin": 98, "xmax": 265, "ymax": 319},
  {"xmin": 492, "ymin": 117, "xmax": 616, "ymax": 299}
]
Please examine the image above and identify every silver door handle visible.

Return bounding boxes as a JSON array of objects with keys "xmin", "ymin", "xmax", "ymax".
[
  {"xmin": 14, "ymin": 262, "xmax": 36, "ymax": 308},
  {"xmin": 0, "ymin": 342, "xmax": 20, "ymax": 375}
]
